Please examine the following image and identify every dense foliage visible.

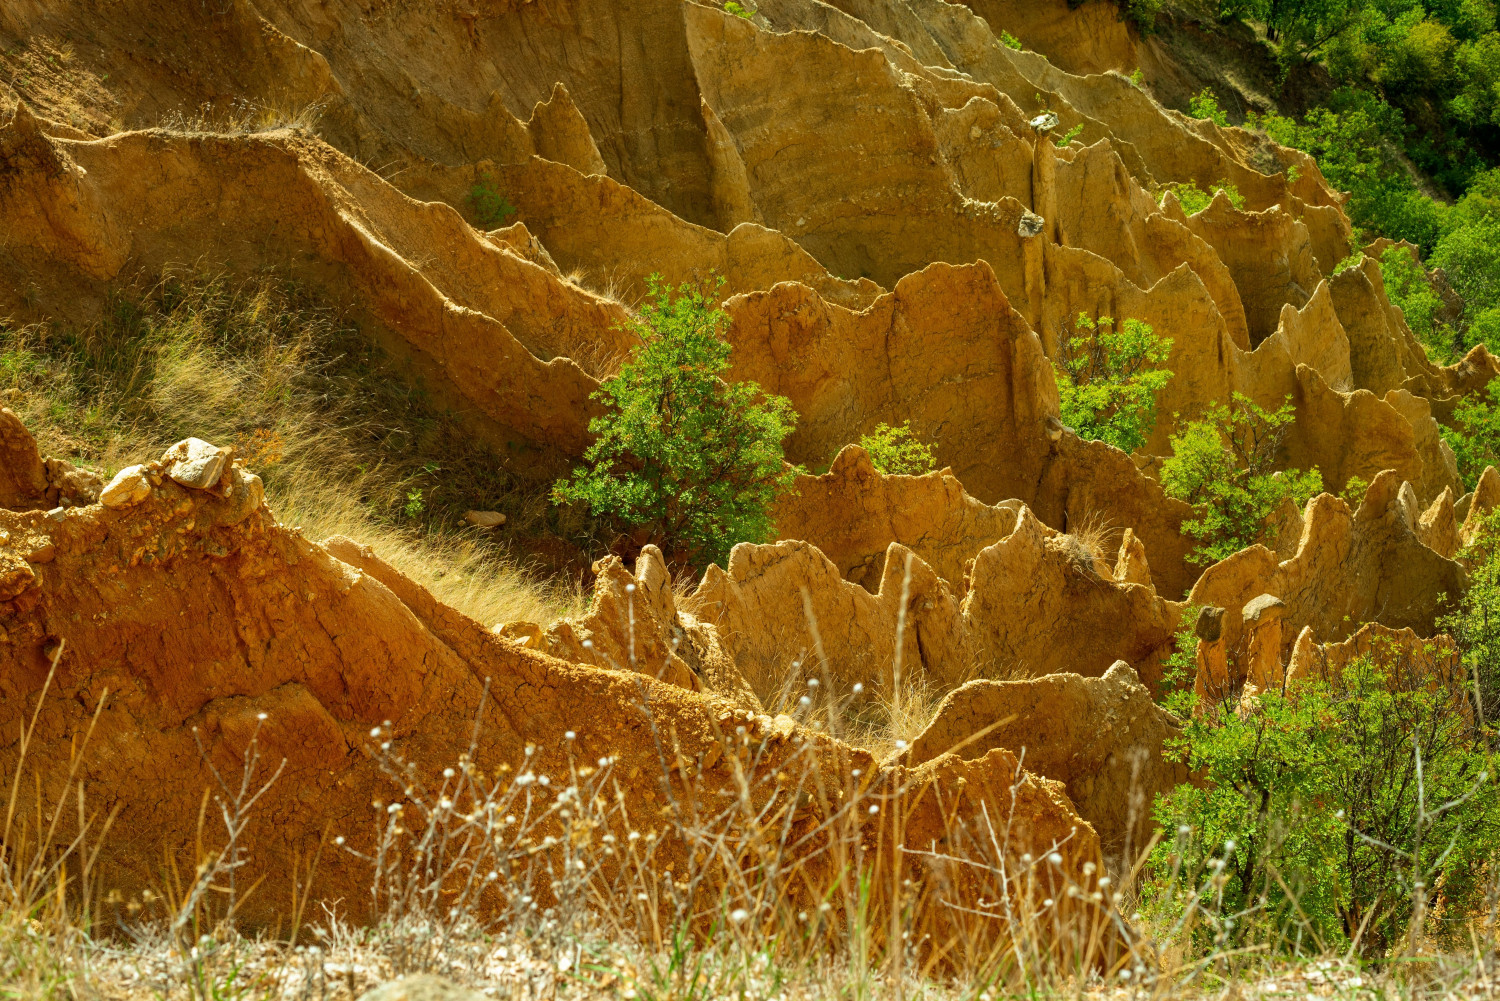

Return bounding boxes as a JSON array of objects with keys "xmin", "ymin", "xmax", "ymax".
[
  {"xmin": 1147, "ymin": 512, "xmax": 1500, "ymax": 958},
  {"xmin": 1164, "ymin": 179, "xmax": 1246, "ymax": 215},
  {"xmin": 1148, "ymin": 623, "xmax": 1500, "ymax": 958},
  {"xmin": 552, "ymin": 276, "xmax": 802, "ymax": 566},
  {"xmin": 1053, "ymin": 314, "xmax": 1173, "ymax": 454},
  {"xmin": 1221, "ymin": 0, "xmax": 1499, "ymax": 194},
  {"xmin": 858, "ymin": 421, "xmax": 938, "ymax": 475},
  {"xmin": 1159, "ymin": 395, "xmax": 1322, "ymax": 565},
  {"xmin": 1443, "ymin": 382, "xmax": 1500, "ymax": 487}
]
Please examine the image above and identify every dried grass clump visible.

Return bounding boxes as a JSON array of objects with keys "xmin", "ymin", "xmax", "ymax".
[{"xmin": 0, "ymin": 273, "xmax": 584, "ymax": 627}]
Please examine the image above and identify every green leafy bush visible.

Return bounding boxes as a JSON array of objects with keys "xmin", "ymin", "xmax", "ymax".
[
  {"xmin": 1000, "ymin": 30, "xmax": 1022, "ymax": 50},
  {"xmin": 1120, "ymin": 0, "xmax": 1165, "ymax": 30},
  {"xmin": 467, "ymin": 173, "xmax": 517, "ymax": 228},
  {"xmin": 1159, "ymin": 394, "xmax": 1322, "ymax": 565},
  {"xmin": 1189, "ymin": 88, "xmax": 1230, "ymax": 126},
  {"xmin": 1164, "ymin": 180, "xmax": 1245, "ymax": 215},
  {"xmin": 1432, "ymin": 218, "xmax": 1500, "ymax": 343},
  {"xmin": 1379, "ymin": 245, "xmax": 1456, "ymax": 361},
  {"xmin": 552, "ymin": 276, "xmax": 802, "ymax": 566},
  {"xmin": 1148, "ymin": 625, "xmax": 1500, "ymax": 958},
  {"xmin": 1053, "ymin": 314, "xmax": 1173, "ymax": 455},
  {"xmin": 1452, "ymin": 32, "xmax": 1500, "ymax": 128},
  {"xmin": 1377, "ymin": 14, "xmax": 1458, "ymax": 89},
  {"xmin": 1411, "ymin": 170, "xmax": 1500, "ymax": 354},
  {"xmin": 723, "ymin": 1, "xmax": 754, "ymax": 18},
  {"xmin": 858, "ymin": 422, "xmax": 937, "ymax": 476},
  {"xmin": 1054, "ymin": 123, "xmax": 1084, "ymax": 148},
  {"xmin": 1443, "ymin": 383, "xmax": 1500, "ymax": 489},
  {"xmin": 1445, "ymin": 509, "xmax": 1500, "ymax": 713}
]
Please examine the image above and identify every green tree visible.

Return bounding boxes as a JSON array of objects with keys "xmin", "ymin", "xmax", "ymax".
[
  {"xmin": 858, "ymin": 421, "xmax": 937, "ymax": 475},
  {"xmin": 1159, "ymin": 394, "xmax": 1322, "ymax": 565},
  {"xmin": 1247, "ymin": 93, "xmax": 1455, "ymax": 252},
  {"xmin": 1432, "ymin": 217, "xmax": 1500, "ymax": 345},
  {"xmin": 1443, "ymin": 383, "xmax": 1500, "ymax": 489},
  {"xmin": 1453, "ymin": 32, "xmax": 1500, "ymax": 129},
  {"xmin": 1053, "ymin": 314, "xmax": 1173, "ymax": 455},
  {"xmin": 1379, "ymin": 245, "xmax": 1457, "ymax": 361},
  {"xmin": 1148, "ymin": 633, "xmax": 1499, "ymax": 958},
  {"xmin": 1376, "ymin": 13, "xmax": 1458, "ymax": 90},
  {"xmin": 1445, "ymin": 509, "xmax": 1500, "ymax": 716},
  {"xmin": 552, "ymin": 276, "xmax": 802, "ymax": 566},
  {"xmin": 1219, "ymin": 0, "xmax": 1373, "ymax": 62}
]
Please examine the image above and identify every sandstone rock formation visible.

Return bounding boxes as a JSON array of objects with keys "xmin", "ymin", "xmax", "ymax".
[
  {"xmin": 0, "ymin": 407, "xmax": 101, "ymax": 510},
  {"xmin": 907, "ymin": 661, "xmax": 1189, "ymax": 863},
  {"xmin": 0, "ymin": 420, "xmax": 1101, "ymax": 945},
  {"xmin": 0, "ymin": 110, "xmax": 609, "ymax": 468},
  {"xmin": 5, "ymin": 0, "xmax": 1497, "ymax": 964},
  {"xmin": 773, "ymin": 445, "xmax": 1022, "ymax": 593},
  {"xmin": 492, "ymin": 545, "xmax": 762, "ymax": 712},
  {"xmin": 688, "ymin": 504, "xmax": 1183, "ymax": 700},
  {"xmin": 1188, "ymin": 470, "xmax": 1465, "ymax": 675}
]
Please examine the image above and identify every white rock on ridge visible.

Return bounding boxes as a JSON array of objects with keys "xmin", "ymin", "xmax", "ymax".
[
  {"xmin": 162, "ymin": 438, "xmax": 228, "ymax": 490},
  {"xmin": 99, "ymin": 465, "xmax": 152, "ymax": 508}
]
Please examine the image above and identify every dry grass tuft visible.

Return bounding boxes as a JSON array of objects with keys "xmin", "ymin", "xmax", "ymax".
[
  {"xmin": 1059, "ymin": 510, "xmax": 1119, "ymax": 578},
  {"xmin": 0, "ymin": 272, "xmax": 585, "ymax": 626}
]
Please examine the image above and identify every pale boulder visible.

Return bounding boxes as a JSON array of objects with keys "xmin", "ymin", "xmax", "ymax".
[
  {"xmin": 162, "ymin": 438, "xmax": 228, "ymax": 490},
  {"xmin": 99, "ymin": 465, "xmax": 152, "ymax": 509}
]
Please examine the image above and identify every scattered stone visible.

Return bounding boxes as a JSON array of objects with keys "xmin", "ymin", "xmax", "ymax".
[{"xmin": 463, "ymin": 510, "xmax": 506, "ymax": 528}]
